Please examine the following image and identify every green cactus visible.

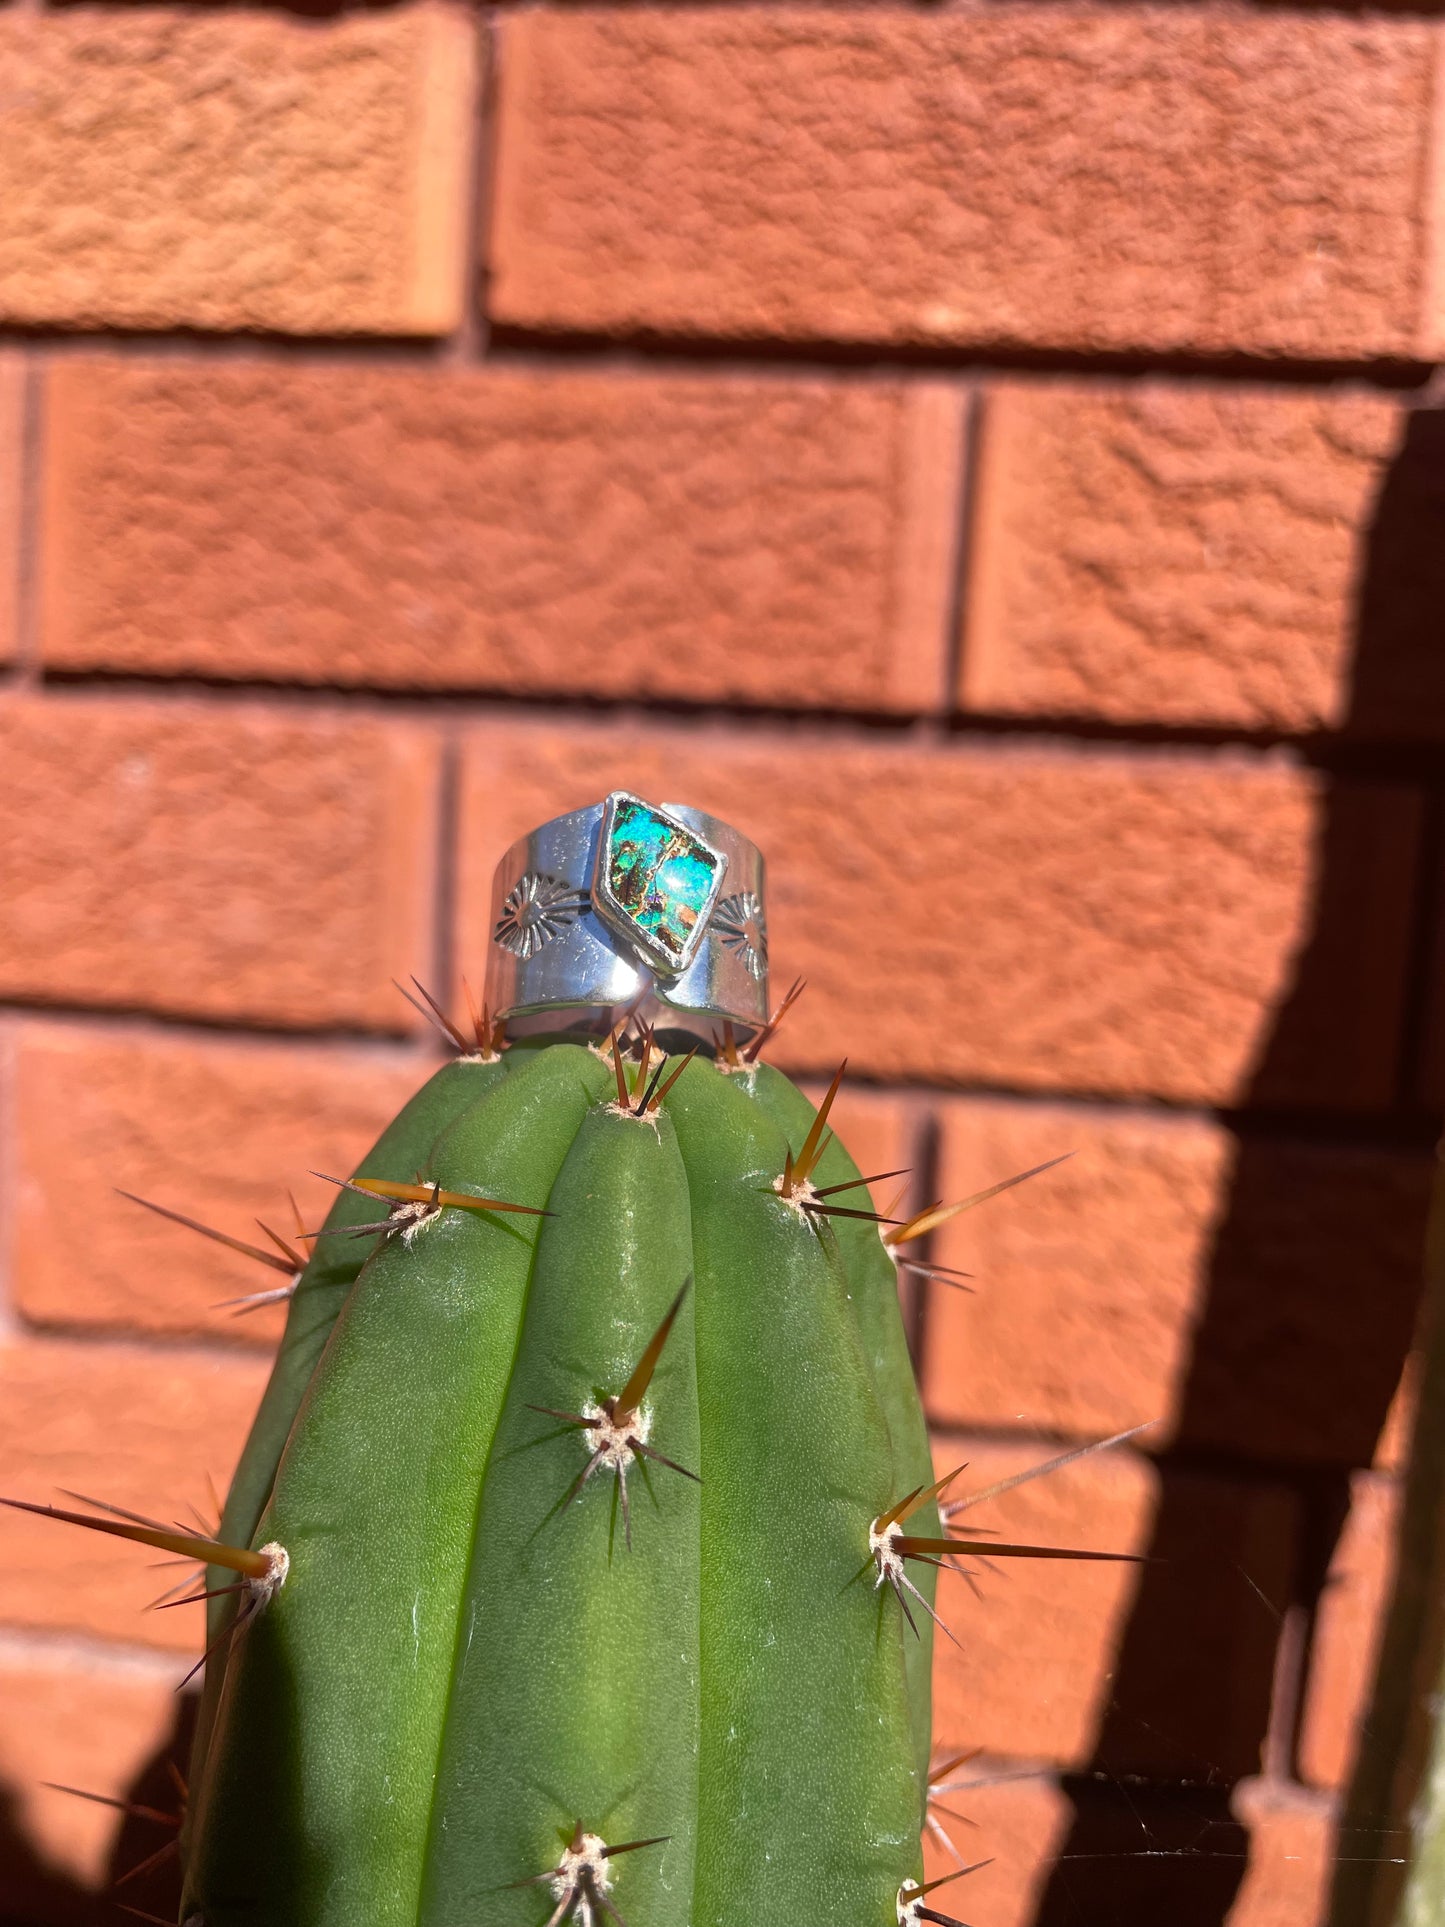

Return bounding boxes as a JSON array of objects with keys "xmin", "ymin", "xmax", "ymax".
[
  {"xmin": 181, "ymin": 1027, "xmax": 940, "ymax": 1927},
  {"xmin": 6, "ymin": 1005, "xmax": 1132, "ymax": 1927}
]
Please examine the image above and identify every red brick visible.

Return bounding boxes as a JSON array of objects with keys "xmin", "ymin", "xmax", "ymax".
[
  {"xmin": 0, "ymin": 353, "xmax": 22, "ymax": 667},
  {"xmin": 0, "ymin": 7, "xmax": 475, "ymax": 335},
  {"xmin": 1299, "ymin": 1475, "xmax": 1400, "ymax": 1791},
  {"xmin": 39, "ymin": 358, "xmax": 960, "ymax": 710},
  {"xmin": 0, "ymin": 1648, "xmax": 181, "ymax": 1888},
  {"xmin": 12, "ymin": 1021, "xmax": 433, "ymax": 1342},
  {"xmin": 0, "ymin": 1334, "xmax": 267, "ymax": 1652},
  {"xmin": 928, "ymin": 1435, "xmax": 1294, "ymax": 1777},
  {"xmin": 0, "ymin": 696, "xmax": 439, "ymax": 1031},
  {"xmin": 962, "ymin": 384, "xmax": 1404, "ymax": 731},
  {"xmin": 492, "ymin": 9, "xmax": 1438, "ymax": 359},
  {"xmin": 921, "ymin": 1099, "xmax": 1431, "ymax": 1464},
  {"xmin": 921, "ymin": 1770, "xmax": 1069, "ymax": 1927},
  {"xmin": 1229, "ymin": 1779, "xmax": 1335, "ymax": 1927},
  {"xmin": 457, "ymin": 718, "xmax": 1418, "ymax": 1108}
]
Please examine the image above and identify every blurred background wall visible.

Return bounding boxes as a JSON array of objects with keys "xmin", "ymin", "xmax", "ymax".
[{"xmin": 1, "ymin": 4, "xmax": 1444, "ymax": 1923}]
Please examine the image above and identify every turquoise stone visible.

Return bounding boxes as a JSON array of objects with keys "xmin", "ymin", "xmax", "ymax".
[{"xmin": 603, "ymin": 797, "xmax": 721, "ymax": 968}]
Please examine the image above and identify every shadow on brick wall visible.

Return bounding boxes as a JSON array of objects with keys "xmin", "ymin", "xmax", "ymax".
[
  {"xmin": 1033, "ymin": 410, "xmax": 1445, "ymax": 1925},
  {"xmin": 0, "ymin": 1692, "xmax": 192, "ymax": 1925}
]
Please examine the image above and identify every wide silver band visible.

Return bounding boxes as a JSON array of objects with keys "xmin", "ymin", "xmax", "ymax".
[{"xmin": 485, "ymin": 794, "xmax": 768, "ymax": 1044}]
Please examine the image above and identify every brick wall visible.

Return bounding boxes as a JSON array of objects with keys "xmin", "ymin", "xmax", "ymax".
[{"xmin": 0, "ymin": 6, "xmax": 1439, "ymax": 1924}]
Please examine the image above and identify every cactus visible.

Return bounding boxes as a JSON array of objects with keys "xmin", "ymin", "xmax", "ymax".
[
  {"xmin": 6, "ymin": 995, "xmax": 1132, "ymax": 1927},
  {"xmin": 1329, "ymin": 1146, "xmax": 1445, "ymax": 1927}
]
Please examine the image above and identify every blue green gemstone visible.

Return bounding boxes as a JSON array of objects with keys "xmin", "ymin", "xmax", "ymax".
[{"xmin": 605, "ymin": 798, "xmax": 721, "ymax": 966}]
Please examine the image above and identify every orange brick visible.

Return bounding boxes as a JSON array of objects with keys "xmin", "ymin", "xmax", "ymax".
[
  {"xmin": 39, "ymin": 357, "xmax": 961, "ymax": 710},
  {"xmin": 0, "ymin": 696, "xmax": 439, "ymax": 1031},
  {"xmin": 0, "ymin": 1334, "xmax": 268, "ymax": 1652},
  {"xmin": 0, "ymin": 353, "xmax": 22, "ymax": 667},
  {"xmin": 921, "ymin": 1099, "xmax": 1431, "ymax": 1464},
  {"xmin": 457, "ymin": 718, "xmax": 1418, "ymax": 1108},
  {"xmin": 928, "ymin": 1435, "xmax": 1295, "ymax": 1778},
  {"xmin": 0, "ymin": 7, "xmax": 475, "ymax": 335},
  {"xmin": 1299, "ymin": 1475, "xmax": 1401, "ymax": 1791},
  {"xmin": 12, "ymin": 1021, "xmax": 433, "ymax": 1342},
  {"xmin": 492, "ymin": 9, "xmax": 1438, "ymax": 358},
  {"xmin": 921, "ymin": 1770, "xmax": 1069, "ymax": 1927},
  {"xmin": 0, "ymin": 1647, "xmax": 182, "ymax": 1890},
  {"xmin": 1229, "ymin": 1779, "xmax": 1335, "ymax": 1927},
  {"xmin": 962, "ymin": 384, "xmax": 1404, "ymax": 731}
]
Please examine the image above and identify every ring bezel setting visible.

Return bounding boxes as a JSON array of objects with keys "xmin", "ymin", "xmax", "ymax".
[{"xmin": 590, "ymin": 791, "xmax": 730, "ymax": 979}]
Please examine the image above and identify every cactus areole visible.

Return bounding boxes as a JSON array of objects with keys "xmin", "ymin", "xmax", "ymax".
[{"xmin": 5, "ymin": 795, "xmax": 1132, "ymax": 1927}]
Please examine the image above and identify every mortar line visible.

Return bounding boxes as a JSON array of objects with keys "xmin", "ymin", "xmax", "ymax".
[
  {"xmin": 0, "ymin": 1623, "xmax": 195, "ymax": 1685},
  {"xmin": 468, "ymin": 7, "xmax": 503, "ymax": 365},
  {"xmin": 20, "ymin": 666, "xmax": 1445, "ymax": 789},
  {"xmin": 12, "ymin": 351, "xmax": 44, "ymax": 688},
  {"xmin": 431, "ymin": 727, "xmax": 462, "ymax": 1002},
  {"xmin": 0, "ymin": 997, "xmax": 1437, "ymax": 1150},
  {"xmin": 7, "ymin": 1313, "xmax": 293, "ymax": 1368},
  {"xmin": 442, "ymin": 3, "xmax": 494, "ymax": 366},
  {"xmin": 0, "ymin": 997, "xmax": 447, "ymax": 1061},
  {"xmin": 943, "ymin": 382, "xmax": 985, "ymax": 713},
  {"xmin": 920, "ymin": 1421, "xmax": 1408, "ymax": 1490},
  {"xmin": 29, "ymin": 666, "xmax": 1445, "ymax": 793},
  {"xmin": 0, "ymin": 320, "xmax": 1437, "ymax": 397},
  {"xmin": 901, "ymin": 1102, "xmax": 941, "ymax": 1380},
  {"xmin": 18, "ymin": 667, "xmax": 1432, "ymax": 769},
  {"xmin": 0, "ymin": 1015, "xmax": 18, "ymax": 1343}
]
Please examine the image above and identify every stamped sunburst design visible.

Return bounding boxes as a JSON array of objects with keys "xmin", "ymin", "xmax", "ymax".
[
  {"xmin": 712, "ymin": 890, "xmax": 768, "ymax": 980},
  {"xmin": 493, "ymin": 872, "xmax": 589, "ymax": 959}
]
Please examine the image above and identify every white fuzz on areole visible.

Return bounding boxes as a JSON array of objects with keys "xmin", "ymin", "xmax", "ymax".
[
  {"xmin": 897, "ymin": 1881, "xmax": 925, "ymax": 1925},
  {"xmin": 771, "ymin": 1170, "xmax": 820, "ymax": 1218},
  {"xmin": 606, "ymin": 1098, "xmax": 663, "ymax": 1135},
  {"xmin": 247, "ymin": 1541, "xmax": 290, "ymax": 1610},
  {"xmin": 391, "ymin": 1198, "xmax": 442, "ymax": 1245},
  {"xmin": 548, "ymin": 1831, "xmax": 615, "ymax": 1927},
  {"xmin": 870, "ymin": 1515, "xmax": 905, "ymax": 1590},
  {"xmin": 552, "ymin": 1832, "xmax": 613, "ymax": 1898},
  {"xmin": 581, "ymin": 1400, "xmax": 652, "ymax": 1469}
]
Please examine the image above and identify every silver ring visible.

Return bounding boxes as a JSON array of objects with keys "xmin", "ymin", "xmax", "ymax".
[{"xmin": 485, "ymin": 792, "xmax": 768, "ymax": 1044}]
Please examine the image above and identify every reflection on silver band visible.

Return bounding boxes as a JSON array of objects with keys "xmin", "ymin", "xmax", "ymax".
[{"xmin": 484, "ymin": 794, "xmax": 768, "ymax": 1044}]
